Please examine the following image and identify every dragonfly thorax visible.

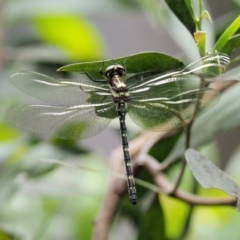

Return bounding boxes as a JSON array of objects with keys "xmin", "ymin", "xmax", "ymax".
[
  {"xmin": 104, "ymin": 64, "xmax": 128, "ymax": 91},
  {"xmin": 103, "ymin": 64, "xmax": 130, "ymax": 102}
]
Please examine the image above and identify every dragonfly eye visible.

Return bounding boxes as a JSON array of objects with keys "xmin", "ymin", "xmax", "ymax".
[{"xmin": 104, "ymin": 64, "xmax": 126, "ymax": 79}]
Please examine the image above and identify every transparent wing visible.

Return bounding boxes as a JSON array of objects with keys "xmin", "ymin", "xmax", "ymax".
[
  {"xmin": 128, "ymin": 88, "xmax": 220, "ymax": 131},
  {"xmin": 180, "ymin": 52, "xmax": 230, "ymax": 78},
  {"xmin": 10, "ymin": 71, "xmax": 110, "ymax": 105},
  {"xmin": 130, "ymin": 74, "xmax": 206, "ymax": 102},
  {"xmin": 8, "ymin": 102, "xmax": 117, "ymax": 139},
  {"xmin": 126, "ymin": 52, "xmax": 230, "ymax": 91}
]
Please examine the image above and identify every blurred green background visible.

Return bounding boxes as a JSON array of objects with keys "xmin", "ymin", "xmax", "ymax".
[{"xmin": 0, "ymin": 0, "xmax": 240, "ymax": 239}]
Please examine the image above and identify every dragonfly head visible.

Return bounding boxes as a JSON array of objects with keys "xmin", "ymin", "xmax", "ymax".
[
  {"xmin": 104, "ymin": 64, "xmax": 126, "ymax": 80},
  {"xmin": 104, "ymin": 64, "xmax": 127, "ymax": 90}
]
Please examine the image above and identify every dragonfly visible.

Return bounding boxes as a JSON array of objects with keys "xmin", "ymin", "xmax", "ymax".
[{"xmin": 8, "ymin": 52, "xmax": 230, "ymax": 205}]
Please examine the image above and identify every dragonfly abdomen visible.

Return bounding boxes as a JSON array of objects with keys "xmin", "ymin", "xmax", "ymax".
[{"xmin": 117, "ymin": 102, "xmax": 137, "ymax": 205}]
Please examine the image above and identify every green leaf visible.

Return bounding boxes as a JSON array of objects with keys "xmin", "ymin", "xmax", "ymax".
[
  {"xmin": 160, "ymin": 194, "xmax": 190, "ymax": 239},
  {"xmin": 138, "ymin": 195, "xmax": 166, "ymax": 240},
  {"xmin": 213, "ymin": 15, "xmax": 240, "ymax": 52},
  {"xmin": 184, "ymin": 0, "xmax": 195, "ymax": 19},
  {"xmin": 32, "ymin": 14, "xmax": 105, "ymax": 61},
  {"xmin": 220, "ymin": 34, "xmax": 240, "ymax": 55},
  {"xmin": 58, "ymin": 52, "xmax": 184, "ymax": 74},
  {"xmin": 185, "ymin": 148, "xmax": 240, "ymax": 210},
  {"xmin": 0, "ymin": 230, "xmax": 13, "ymax": 240},
  {"xmin": 164, "ymin": 0, "xmax": 196, "ymax": 35}
]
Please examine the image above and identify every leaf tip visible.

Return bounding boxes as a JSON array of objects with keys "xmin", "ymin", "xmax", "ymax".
[
  {"xmin": 201, "ymin": 10, "xmax": 212, "ymax": 23},
  {"xmin": 57, "ymin": 66, "xmax": 67, "ymax": 72}
]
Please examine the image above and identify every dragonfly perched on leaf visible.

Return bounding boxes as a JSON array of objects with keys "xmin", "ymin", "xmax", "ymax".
[{"xmin": 8, "ymin": 52, "xmax": 230, "ymax": 205}]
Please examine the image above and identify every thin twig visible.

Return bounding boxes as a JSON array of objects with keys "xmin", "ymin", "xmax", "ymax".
[
  {"xmin": 171, "ymin": 121, "xmax": 193, "ymax": 194},
  {"xmin": 141, "ymin": 154, "xmax": 237, "ymax": 206}
]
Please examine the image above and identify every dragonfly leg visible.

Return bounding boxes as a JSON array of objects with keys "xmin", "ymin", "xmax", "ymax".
[
  {"xmin": 122, "ymin": 59, "xmax": 127, "ymax": 74},
  {"xmin": 83, "ymin": 72, "xmax": 96, "ymax": 81},
  {"xmin": 99, "ymin": 61, "xmax": 105, "ymax": 75}
]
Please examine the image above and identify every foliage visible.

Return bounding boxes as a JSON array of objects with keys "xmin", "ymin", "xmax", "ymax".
[
  {"xmin": 33, "ymin": 14, "xmax": 105, "ymax": 61},
  {"xmin": 58, "ymin": 52, "xmax": 184, "ymax": 73}
]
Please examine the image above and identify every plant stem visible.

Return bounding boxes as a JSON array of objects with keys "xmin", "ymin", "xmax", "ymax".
[
  {"xmin": 170, "ymin": 121, "xmax": 192, "ymax": 194},
  {"xmin": 194, "ymin": 0, "xmax": 203, "ymax": 30},
  {"xmin": 198, "ymin": 0, "xmax": 203, "ymax": 30}
]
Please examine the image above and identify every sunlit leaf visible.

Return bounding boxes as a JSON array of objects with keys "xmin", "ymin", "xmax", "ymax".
[
  {"xmin": 164, "ymin": 0, "xmax": 196, "ymax": 35},
  {"xmin": 32, "ymin": 14, "xmax": 105, "ymax": 61},
  {"xmin": 58, "ymin": 52, "xmax": 184, "ymax": 74},
  {"xmin": 160, "ymin": 194, "xmax": 189, "ymax": 239},
  {"xmin": 221, "ymin": 34, "xmax": 240, "ymax": 55},
  {"xmin": 213, "ymin": 15, "xmax": 240, "ymax": 52},
  {"xmin": 0, "ymin": 122, "xmax": 19, "ymax": 141},
  {"xmin": 185, "ymin": 148, "xmax": 240, "ymax": 210}
]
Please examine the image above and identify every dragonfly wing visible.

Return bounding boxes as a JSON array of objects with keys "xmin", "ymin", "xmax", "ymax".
[
  {"xmin": 10, "ymin": 71, "xmax": 110, "ymax": 105},
  {"xmin": 130, "ymin": 74, "xmax": 206, "ymax": 102},
  {"xmin": 126, "ymin": 52, "xmax": 230, "ymax": 91},
  {"xmin": 8, "ymin": 103, "xmax": 117, "ymax": 139},
  {"xmin": 128, "ymin": 88, "xmax": 220, "ymax": 131},
  {"xmin": 180, "ymin": 52, "xmax": 230, "ymax": 79}
]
